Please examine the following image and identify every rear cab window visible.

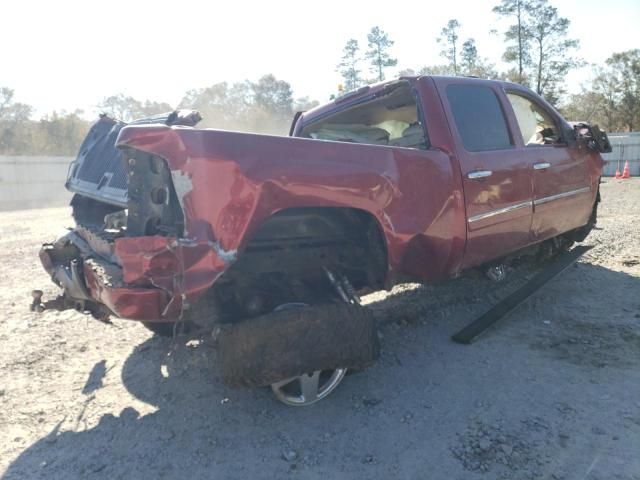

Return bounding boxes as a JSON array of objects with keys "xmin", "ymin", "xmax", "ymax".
[
  {"xmin": 299, "ymin": 81, "xmax": 428, "ymax": 150},
  {"xmin": 446, "ymin": 84, "xmax": 513, "ymax": 152}
]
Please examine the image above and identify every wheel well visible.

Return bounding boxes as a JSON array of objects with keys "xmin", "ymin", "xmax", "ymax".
[
  {"xmin": 242, "ymin": 207, "xmax": 387, "ymax": 287},
  {"xmin": 208, "ymin": 207, "xmax": 387, "ymax": 321}
]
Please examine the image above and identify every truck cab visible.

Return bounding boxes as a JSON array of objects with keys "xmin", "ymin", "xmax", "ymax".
[{"xmin": 292, "ymin": 76, "xmax": 605, "ymax": 272}]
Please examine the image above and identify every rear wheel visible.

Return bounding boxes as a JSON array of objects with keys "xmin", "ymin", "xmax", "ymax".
[
  {"xmin": 214, "ymin": 269, "xmax": 376, "ymax": 406},
  {"xmin": 272, "ymin": 368, "xmax": 348, "ymax": 406},
  {"xmin": 269, "ymin": 301, "xmax": 348, "ymax": 406}
]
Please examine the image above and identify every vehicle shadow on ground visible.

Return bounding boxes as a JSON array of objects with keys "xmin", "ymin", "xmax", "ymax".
[{"xmin": 4, "ymin": 262, "xmax": 640, "ymax": 480}]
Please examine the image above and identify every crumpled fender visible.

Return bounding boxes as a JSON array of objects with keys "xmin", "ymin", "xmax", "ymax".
[
  {"xmin": 113, "ymin": 234, "xmax": 233, "ymax": 317},
  {"xmin": 116, "ymin": 122, "xmax": 465, "ymax": 315}
]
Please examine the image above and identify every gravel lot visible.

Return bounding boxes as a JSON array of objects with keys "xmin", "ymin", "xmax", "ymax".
[{"xmin": 1, "ymin": 179, "xmax": 639, "ymax": 480}]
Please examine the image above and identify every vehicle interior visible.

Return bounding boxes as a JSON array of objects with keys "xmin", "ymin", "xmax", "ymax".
[
  {"xmin": 507, "ymin": 92, "xmax": 561, "ymax": 146},
  {"xmin": 299, "ymin": 82, "xmax": 428, "ymax": 149}
]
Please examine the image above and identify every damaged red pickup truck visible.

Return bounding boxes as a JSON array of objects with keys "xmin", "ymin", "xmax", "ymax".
[{"xmin": 34, "ymin": 76, "xmax": 611, "ymax": 405}]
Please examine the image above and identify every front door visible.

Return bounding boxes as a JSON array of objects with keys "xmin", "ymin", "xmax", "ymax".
[
  {"xmin": 505, "ymin": 92, "xmax": 592, "ymax": 241},
  {"xmin": 442, "ymin": 83, "xmax": 534, "ymax": 268}
]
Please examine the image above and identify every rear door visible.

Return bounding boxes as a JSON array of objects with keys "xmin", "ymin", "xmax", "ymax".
[
  {"xmin": 441, "ymin": 82, "xmax": 534, "ymax": 268},
  {"xmin": 504, "ymin": 91, "xmax": 592, "ymax": 240}
]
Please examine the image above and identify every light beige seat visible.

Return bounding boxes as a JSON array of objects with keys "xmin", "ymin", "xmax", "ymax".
[
  {"xmin": 310, "ymin": 124, "xmax": 389, "ymax": 145},
  {"xmin": 388, "ymin": 123, "xmax": 426, "ymax": 148}
]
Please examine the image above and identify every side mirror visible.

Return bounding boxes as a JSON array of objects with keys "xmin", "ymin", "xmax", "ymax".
[{"xmin": 573, "ymin": 123, "xmax": 612, "ymax": 153}]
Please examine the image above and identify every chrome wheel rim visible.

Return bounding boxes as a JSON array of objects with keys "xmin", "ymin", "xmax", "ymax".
[
  {"xmin": 270, "ymin": 302, "xmax": 347, "ymax": 406},
  {"xmin": 271, "ymin": 368, "xmax": 347, "ymax": 406}
]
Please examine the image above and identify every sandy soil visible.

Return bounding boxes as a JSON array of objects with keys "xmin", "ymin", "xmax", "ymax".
[{"xmin": 0, "ymin": 179, "xmax": 639, "ymax": 480}]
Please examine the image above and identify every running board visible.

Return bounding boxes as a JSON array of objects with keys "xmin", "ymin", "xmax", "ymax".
[{"xmin": 452, "ymin": 245, "xmax": 593, "ymax": 344}]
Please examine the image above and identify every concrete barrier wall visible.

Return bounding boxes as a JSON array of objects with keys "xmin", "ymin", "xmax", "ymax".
[
  {"xmin": 0, "ymin": 156, "xmax": 74, "ymax": 211},
  {"xmin": 2, "ymin": 133, "xmax": 637, "ymax": 212},
  {"xmin": 602, "ymin": 132, "xmax": 640, "ymax": 177}
]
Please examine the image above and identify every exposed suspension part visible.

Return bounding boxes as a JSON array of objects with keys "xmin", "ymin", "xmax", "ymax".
[{"xmin": 324, "ymin": 267, "xmax": 360, "ymax": 304}]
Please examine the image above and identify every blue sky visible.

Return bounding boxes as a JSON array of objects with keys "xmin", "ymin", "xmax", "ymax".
[{"xmin": 1, "ymin": 0, "xmax": 638, "ymax": 118}]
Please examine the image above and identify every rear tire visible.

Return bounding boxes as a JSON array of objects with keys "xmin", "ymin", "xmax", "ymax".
[
  {"xmin": 216, "ymin": 302, "xmax": 378, "ymax": 389},
  {"xmin": 215, "ymin": 269, "xmax": 378, "ymax": 407}
]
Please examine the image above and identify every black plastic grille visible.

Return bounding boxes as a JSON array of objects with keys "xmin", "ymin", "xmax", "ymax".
[
  {"xmin": 75, "ymin": 120, "xmax": 128, "ymax": 187},
  {"xmin": 67, "ymin": 116, "xmax": 129, "ymax": 206}
]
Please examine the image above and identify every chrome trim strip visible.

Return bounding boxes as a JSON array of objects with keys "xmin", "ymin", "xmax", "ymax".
[
  {"xmin": 467, "ymin": 186, "xmax": 591, "ymax": 224},
  {"xmin": 468, "ymin": 201, "xmax": 532, "ymax": 223},
  {"xmin": 533, "ymin": 162, "xmax": 551, "ymax": 170},
  {"xmin": 467, "ymin": 170, "xmax": 493, "ymax": 179},
  {"xmin": 534, "ymin": 186, "xmax": 591, "ymax": 206}
]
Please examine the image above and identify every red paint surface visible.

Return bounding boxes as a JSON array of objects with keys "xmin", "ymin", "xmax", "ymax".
[
  {"xmin": 56, "ymin": 76, "xmax": 604, "ymax": 321},
  {"xmin": 83, "ymin": 261, "xmax": 167, "ymax": 320}
]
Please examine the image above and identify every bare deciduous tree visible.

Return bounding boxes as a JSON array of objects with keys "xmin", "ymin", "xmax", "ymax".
[{"xmin": 605, "ymin": 49, "xmax": 640, "ymax": 131}]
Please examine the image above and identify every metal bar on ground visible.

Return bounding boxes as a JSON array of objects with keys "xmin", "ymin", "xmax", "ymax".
[{"xmin": 451, "ymin": 245, "xmax": 593, "ymax": 345}]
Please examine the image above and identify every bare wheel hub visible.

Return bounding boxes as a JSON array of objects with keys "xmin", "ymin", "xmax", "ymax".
[
  {"xmin": 486, "ymin": 264, "xmax": 507, "ymax": 282},
  {"xmin": 271, "ymin": 368, "xmax": 347, "ymax": 406}
]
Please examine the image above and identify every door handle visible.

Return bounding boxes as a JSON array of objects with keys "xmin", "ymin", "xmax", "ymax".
[
  {"xmin": 534, "ymin": 162, "xmax": 551, "ymax": 170},
  {"xmin": 467, "ymin": 170, "xmax": 492, "ymax": 179}
]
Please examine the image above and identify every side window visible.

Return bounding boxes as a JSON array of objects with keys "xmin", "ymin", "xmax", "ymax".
[
  {"xmin": 446, "ymin": 85, "xmax": 513, "ymax": 152},
  {"xmin": 507, "ymin": 93, "xmax": 561, "ymax": 146},
  {"xmin": 299, "ymin": 82, "xmax": 429, "ymax": 150}
]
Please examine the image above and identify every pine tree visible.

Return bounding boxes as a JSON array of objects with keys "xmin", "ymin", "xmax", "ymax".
[
  {"xmin": 337, "ymin": 39, "xmax": 362, "ymax": 91},
  {"xmin": 365, "ymin": 26, "xmax": 398, "ymax": 82},
  {"xmin": 437, "ymin": 20, "xmax": 461, "ymax": 75}
]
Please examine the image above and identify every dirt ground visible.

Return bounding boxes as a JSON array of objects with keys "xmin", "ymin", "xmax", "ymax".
[{"xmin": 0, "ymin": 179, "xmax": 639, "ymax": 480}]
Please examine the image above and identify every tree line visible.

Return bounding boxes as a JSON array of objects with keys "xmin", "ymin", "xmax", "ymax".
[
  {"xmin": 337, "ymin": 0, "xmax": 639, "ymax": 131},
  {"xmin": 1, "ymin": 0, "xmax": 638, "ymax": 156},
  {"xmin": 336, "ymin": 0, "xmax": 583, "ymax": 103},
  {"xmin": 0, "ymin": 75, "xmax": 318, "ymax": 156}
]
